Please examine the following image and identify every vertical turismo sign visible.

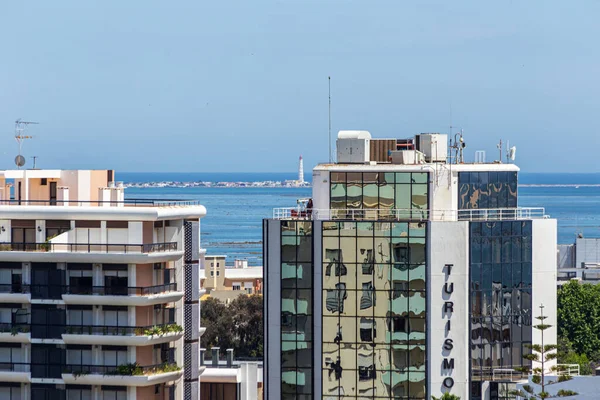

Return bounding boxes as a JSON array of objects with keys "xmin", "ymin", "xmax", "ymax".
[
  {"xmin": 442, "ymin": 263, "xmax": 455, "ymax": 389},
  {"xmin": 429, "ymin": 221, "xmax": 468, "ymax": 399}
]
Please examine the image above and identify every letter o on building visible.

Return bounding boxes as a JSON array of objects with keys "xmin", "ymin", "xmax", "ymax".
[{"xmin": 443, "ymin": 377, "xmax": 455, "ymax": 388}]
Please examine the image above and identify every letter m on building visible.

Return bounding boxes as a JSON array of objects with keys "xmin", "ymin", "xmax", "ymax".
[{"xmin": 443, "ymin": 358, "xmax": 455, "ymax": 370}]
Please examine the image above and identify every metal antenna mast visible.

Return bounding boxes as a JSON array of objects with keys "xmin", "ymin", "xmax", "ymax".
[
  {"xmin": 328, "ymin": 76, "xmax": 332, "ymax": 163},
  {"xmin": 15, "ymin": 119, "xmax": 39, "ymax": 169}
]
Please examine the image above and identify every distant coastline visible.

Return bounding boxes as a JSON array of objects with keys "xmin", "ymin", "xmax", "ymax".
[
  {"xmin": 123, "ymin": 181, "xmax": 600, "ymax": 189},
  {"xmin": 124, "ymin": 180, "xmax": 311, "ymax": 188}
]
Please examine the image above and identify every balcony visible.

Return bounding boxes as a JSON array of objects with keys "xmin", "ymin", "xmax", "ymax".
[
  {"xmin": 0, "ymin": 241, "xmax": 180, "ymax": 264},
  {"xmin": 62, "ymin": 362, "xmax": 182, "ymax": 386},
  {"xmin": 272, "ymin": 207, "xmax": 548, "ymax": 222},
  {"xmin": 0, "ymin": 362, "xmax": 31, "ymax": 383},
  {"xmin": 27, "ymin": 283, "xmax": 183, "ymax": 306},
  {"xmin": 0, "ymin": 323, "xmax": 31, "ymax": 343},
  {"xmin": 0, "ymin": 283, "xmax": 31, "ymax": 303},
  {"xmin": 61, "ymin": 323, "xmax": 184, "ymax": 346}
]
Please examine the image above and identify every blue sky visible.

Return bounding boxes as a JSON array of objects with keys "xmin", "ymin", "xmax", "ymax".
[{"xmin": 1, "ymin": 1, "xmax": 598, "ymax": 173}]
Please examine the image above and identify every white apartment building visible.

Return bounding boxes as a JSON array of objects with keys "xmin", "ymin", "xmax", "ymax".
[{"xmin": 0, "ymin": 169, "xmax": 206, "ymax": 400}]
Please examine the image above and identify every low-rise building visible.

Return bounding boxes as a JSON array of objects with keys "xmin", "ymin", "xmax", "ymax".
[
  {"xmin": 201, "ymin": 256, "xmax": 262, "ymax": 303},
  {"xmin": 558, "ymin": 237, "xmax": 600, "ymax": 285},
  {"xmin": 200, "ymin": 348, "xmax": 263, "ymax": 400}
]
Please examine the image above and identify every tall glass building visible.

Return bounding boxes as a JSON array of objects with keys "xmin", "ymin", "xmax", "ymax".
[{"xmin": 264, "ymin": 131, "xmax": 557, "ymax": 400}]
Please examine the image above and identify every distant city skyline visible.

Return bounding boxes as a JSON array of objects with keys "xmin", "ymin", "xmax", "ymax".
[{"xmin": 1, "ymin": 1, "xmax": 599, "ymax": 173}]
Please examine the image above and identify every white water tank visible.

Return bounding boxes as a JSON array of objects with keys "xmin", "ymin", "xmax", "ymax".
[
  {"xmin": 416, "ymin": 133, "xmax": 448, "ymax": 163},
  {"xmin": 336, "ymin": 130, "xmax": 371, "ymax": 163}
]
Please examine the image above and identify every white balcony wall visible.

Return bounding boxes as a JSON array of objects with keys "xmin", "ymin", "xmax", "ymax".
[
  {"xmin": 107, "ymin": 228, "xmax": 128, "ymax": 245},
  {"xmin": 165, "ymin": 226, "xmax": 179, "ymax": 244},
  {"xmin": 129, "ymin": 222, "xmax": 143, "ymax": 245},
  {"xmin": 0, "ymin": 220, "xmax": 9, "ymax": 242},
  {"xmin": 75, "ymin": 228, "xmax": 102, "ymax": 244}
]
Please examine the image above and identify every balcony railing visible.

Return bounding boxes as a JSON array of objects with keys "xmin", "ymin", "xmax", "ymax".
[
  {"xmin": 0, "ymin": 362, "xmax": 30, "ymax": 373},
  {"xmin": 0, "ymin": 242, "xmax": 178, "ymax": 253},
  {"xmin": 0, "ymin": 323, "xmax": 30, "ymax": 334},
  {"xmin": 31, "ymin": 283, "xmax": 178, "ymax": 297},
  {"xmin": 29, "ymin": 323, "xmax": 181, "ymax": 336},
  {"xmin": 0, "ymin": 284, "xmax": 30, "ymax": 294},
  {"xmin": 66, "ymin": 323, "xmax": 182, "ymax": 336},
  {"xmin": 0, "ymin": 198, "xmax": 201, "ymax": 207},
  {"xmin": 273, "ymin": 207, "xmax": 548, "ymax": 222},
  {"xmin": 63, "ymin": 362, "xmax": 180, "ymax": 376}
]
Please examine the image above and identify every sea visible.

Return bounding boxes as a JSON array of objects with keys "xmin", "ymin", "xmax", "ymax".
[{"xmin": 120, "ymin": 172, "xmax": 600, "ymax": 266}]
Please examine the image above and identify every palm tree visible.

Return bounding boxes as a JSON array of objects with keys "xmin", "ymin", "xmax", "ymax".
[{"xmin": 432, "ymin": 393, "xmax": 461, "ymax": 400}]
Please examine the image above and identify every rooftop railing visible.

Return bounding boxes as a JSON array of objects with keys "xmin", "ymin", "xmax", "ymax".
[
  {"xmin": 272, "ymin": 207, "xmax": 548, "ymax": 222},
  {"xmin": 0, "ymin": 241, "xmax": 177, "ymax": 253},
  {"xmin": 0, "ymin": 198, "xmax": 201, "ymax": 207}
]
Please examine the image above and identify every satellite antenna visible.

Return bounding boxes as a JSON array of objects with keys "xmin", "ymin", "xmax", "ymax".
[{"xmin": 14, "ymin": 119, "xmax": 38, "ymax": 169}]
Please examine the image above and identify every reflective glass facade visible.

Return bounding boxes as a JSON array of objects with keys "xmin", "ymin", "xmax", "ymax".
[
  {"xmin": 469, "ymin": 221, "xmax": 532, "ymax": 391},
  {"xmin": 322, "ymin": 221, "xmax": 427, "ymax": 399},
  {"xmin": 458, "ymin": 172, "xmax": 518, "ymax": 210},
  {"xmin": 281, "ymin": 221, "xmax": 314, "ymax": 399},
  {"xmin": 330, "ymin": 172, "xmax": 428, "ymax": 212}
]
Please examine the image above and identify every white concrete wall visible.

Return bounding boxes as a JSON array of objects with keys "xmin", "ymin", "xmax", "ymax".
[
  {"xmin": 428, "ymin": 221, "xmax": 470, "ymax": 399},
  {"xmin": 532, "ymin": 219, "xmax": 558, "ymax": 373},
  {"xmin": 312, "ymin": 170, "xmax": 329, "ymax": 211}
]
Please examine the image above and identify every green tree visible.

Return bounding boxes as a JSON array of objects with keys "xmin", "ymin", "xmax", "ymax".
[
  {"xmin": 431, "ymin": 393, "xmax": 460, "ymax": 400},
  {"xmin": 200, "ymin": 297, "xmax": 235, "ymax": 356},
  {"xmin": 201, "ymin": 295, "xmax": 264, "ymax": 359},
  {"xmin": 557, "ymin": 337, "xmax": 592, "ymax": 375},
  {"xmin": 229, "ymin": 294, "xmax": 264, "ymax": 357},
  {"xmin": 557, "ymin": 280, "xmax": 600, "ymax": 359}
]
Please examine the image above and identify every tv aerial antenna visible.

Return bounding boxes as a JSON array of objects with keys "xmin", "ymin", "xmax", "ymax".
[{"xmin": 14, "ymin": 119, "xmax": 38, "ymax": 169}]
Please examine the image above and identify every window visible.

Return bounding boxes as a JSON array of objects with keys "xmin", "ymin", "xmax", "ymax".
[
  {"xmin": 322, "ymin": 221, "xmax": 427, "ymax": 399},
  {"xmin": 232, "ymin": 283, "xmax": 241, "ymax": 291},
  {"xmin": 67, "ymin": 386, "xmax": 92, "ymax": 400},
  {"xmin": 101, "ymin": 387, "xmax": 127, "ymax": 400},
  {"xmin": 470, "ymin": 221, "xmax": 532, "ymax": 382},
  {"xmin": 280, "ymin": 221, "xmax": 313, "ymax": 397},
  {"xmin": 0, "ymin": 385, "xmax": 21, "ymax": 400},
  {"xmin": 329, "ymin": 172, "xmax": 429, "ymax": 218},
  {"xmin": 210, "ymin": 271, "xmax": 214, "ymax": 277}
]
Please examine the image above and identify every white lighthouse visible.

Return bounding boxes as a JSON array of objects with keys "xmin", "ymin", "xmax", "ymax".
[{"xmin": 298, "ymin": 155, "xmax": 304, "ymax": 183}]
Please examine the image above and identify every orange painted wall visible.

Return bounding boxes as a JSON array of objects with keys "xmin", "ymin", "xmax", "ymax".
[
  {"xmin": 136, "ymin": 306, "xmax": 153, "ymax": 327},
  {"xmin": 143, "ymin": 221, "xmax": 154, "ymax": 244},
  {"xmin": 136, "ymin": 264, "xmax": 153, "ymax": 287},
  {"xmin": 136, "ymin": 346, "xmax": 154, "ymax": 366},
  {"xmin": 137, "ymin": 385, "xmax": 159, "ymax": 399}
]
